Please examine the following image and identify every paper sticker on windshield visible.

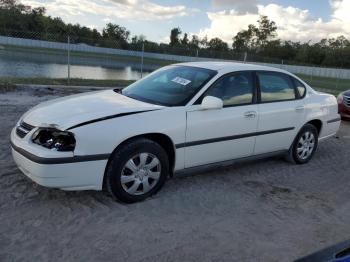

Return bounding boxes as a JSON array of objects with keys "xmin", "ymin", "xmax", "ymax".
[{"xmin": 171, "ymin": 77, "xmax": 191, "ymax": 86}]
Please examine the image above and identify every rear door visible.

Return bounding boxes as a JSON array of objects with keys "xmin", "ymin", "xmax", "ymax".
[
  {"xmin": 184, "ymin": 71, "xmax": 259, "ymax": 168},
  {"xmin": 254, "ymin": 71, "xmax": 306, "ymax": 155}
]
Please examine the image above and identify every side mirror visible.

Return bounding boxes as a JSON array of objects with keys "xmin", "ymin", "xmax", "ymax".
[{"xmin": 200, "ymin": 96, "xmax": 223, "ymax": 110}]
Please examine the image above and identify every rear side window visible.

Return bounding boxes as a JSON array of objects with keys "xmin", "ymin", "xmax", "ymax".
[
  {"xmin": 257, "ymin": 72, "xmax": 296, "ymax": 102},
  {"xmin": 292, "ymin": 78, "xmax": 306, "ymax": 98}
]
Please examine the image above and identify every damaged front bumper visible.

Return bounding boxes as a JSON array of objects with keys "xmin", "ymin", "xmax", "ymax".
[{"xmin": 10, "ymin": 127, "xmax": 108, "ymax": 191}]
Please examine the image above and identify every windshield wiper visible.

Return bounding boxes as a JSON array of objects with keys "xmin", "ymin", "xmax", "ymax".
[
  {"xmin": 113, "ymin": 89, "xmax": 168, "ymax": 106},
  {"xmin": 113, "ymin": 88, "xmax": 122, "ymax": 94}
]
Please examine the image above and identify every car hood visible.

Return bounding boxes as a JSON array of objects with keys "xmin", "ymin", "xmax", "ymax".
[
  {"xmin": 21, "ymin": 90, "xmax": 163, "ymax": 130},
  {"xmin": 343, "ymin": 90, "xmax": 350, "ymax": 97}
]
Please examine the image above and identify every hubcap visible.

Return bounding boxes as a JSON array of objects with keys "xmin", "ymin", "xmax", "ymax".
[
  {"xmin": 297, "ymin": 131, "xmax": 315, "ymax": 160},
  {"xmin": 120, "ymin": 153, "xmax": 161, "ymax": 195}
]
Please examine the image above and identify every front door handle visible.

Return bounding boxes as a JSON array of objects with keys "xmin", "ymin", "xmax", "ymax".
[
  {"xmin": 244, "ymin": 111, "xmax": 257, "ymax": 118},
  {"xmin": 295, "ymin": 106, "xmax": 305, "ymax": 112}
]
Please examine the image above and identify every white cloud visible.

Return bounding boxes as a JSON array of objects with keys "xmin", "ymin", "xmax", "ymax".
[
  {"xmin": 331, "ymin": 0, "xmax": 350, "ymax": 23},
  {"xmin": 22, "ymin": 0, "xmax": 192, "ymax": 21},
  {"xmin": 212, "ymin": 0, "xmax": 258, "ymax": 13},
  {"xmin": 102, "ymin": 17, "xmax": 113, "ymax": 23},
  {"xmin": 197, "ymin": 9, "xmax": 257, "ymax": 44},
  {"xmin": 198, "ymin": 1, "xmax": 350, "ymax": 45},
  {"xmin": 108, "ymin": 0, "xmax": 137, "ymax": 5}
]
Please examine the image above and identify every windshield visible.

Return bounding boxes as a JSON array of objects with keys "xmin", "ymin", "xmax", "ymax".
[{"xmin": 121, "ymin": 66, "xmax": 217, "ymax": 106}]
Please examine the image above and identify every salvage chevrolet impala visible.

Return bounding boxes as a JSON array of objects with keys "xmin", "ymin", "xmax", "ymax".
[{"xmin": 11, "ymin": 62, "xmax": 341, "ymax": 203}]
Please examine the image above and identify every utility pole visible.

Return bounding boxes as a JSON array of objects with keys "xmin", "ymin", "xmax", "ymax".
[{"xmin": 140, "ymin": 42, "xmax": 144, "ymax": 79}]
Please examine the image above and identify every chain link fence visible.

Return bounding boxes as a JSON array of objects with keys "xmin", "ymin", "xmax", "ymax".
[{"xmin": 0, "ymin": 30, "xmax": 350, "ymax": 93}]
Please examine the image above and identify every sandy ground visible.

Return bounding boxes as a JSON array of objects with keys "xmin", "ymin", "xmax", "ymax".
[{"xmin": 1, "ymin": 86, "xmax": 350, "ymax": 262}]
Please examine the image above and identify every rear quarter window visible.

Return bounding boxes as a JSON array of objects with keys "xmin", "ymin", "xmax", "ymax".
[{"xmin": 292, "ymin": 78, "xmax": 307, "ymax": 98}]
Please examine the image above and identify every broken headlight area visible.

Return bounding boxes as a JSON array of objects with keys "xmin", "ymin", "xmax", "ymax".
[{"xmin": 32, "ymin": 128, "xmax": 76, "ymax": 151}]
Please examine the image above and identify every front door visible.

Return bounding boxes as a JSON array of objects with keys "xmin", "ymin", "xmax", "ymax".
[{"xmin": 184, "ymin": 71, "xmax": 259, "ymax": 168}]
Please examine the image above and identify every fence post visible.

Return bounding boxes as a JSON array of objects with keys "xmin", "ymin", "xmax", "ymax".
[
  {"xmin": 140, "ymin": 42, "xmax": 144, "ymax": 79},
  {"xmin": 336, "ymin": 67, "xmax": 340, "ymax": 90},
  {"xmin": 243, "ymin": 52, "xmax": 247, "ymax": 63},
  {"xmin": 67, "ymin": 35, "xmax": 71, "ymax": 85}
]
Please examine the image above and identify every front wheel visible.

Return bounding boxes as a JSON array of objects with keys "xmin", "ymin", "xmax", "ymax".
[
  {"xmin": 288, "ymin": 124, "xmax": 319, "ymax": 164},
  {"xmin": 105, "ymin": 138, "xmax": 169, "ymax": 203}
]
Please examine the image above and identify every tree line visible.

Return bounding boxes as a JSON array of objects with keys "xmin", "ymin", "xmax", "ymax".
[{"xmin": 1, "ymin": 0, "xmax": 350, "ymax": 68}]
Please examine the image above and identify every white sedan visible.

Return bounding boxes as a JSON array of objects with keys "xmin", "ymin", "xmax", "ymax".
[{"xmin": 11, "ymin": 62, "xmax": 341, "ymax": 203}]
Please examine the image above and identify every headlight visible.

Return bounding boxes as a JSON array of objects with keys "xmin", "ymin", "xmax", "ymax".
[
  {"xmin": 337, "ymin": 93, "xmax": 344, "ymax": 103},
  {"xmin": 32, "ymin": 128, "xmax": 76, "ymax": 151}
]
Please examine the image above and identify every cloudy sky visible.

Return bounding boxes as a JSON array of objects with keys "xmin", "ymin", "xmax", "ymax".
[{"xmin": 21, "ymin": 0, "xmax": 350, "ymax": 44}]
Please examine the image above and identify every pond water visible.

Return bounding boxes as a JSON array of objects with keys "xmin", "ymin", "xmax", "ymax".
[{"xmin": 0, "ymin": 49, "xmax": 160, "ymax": 80}]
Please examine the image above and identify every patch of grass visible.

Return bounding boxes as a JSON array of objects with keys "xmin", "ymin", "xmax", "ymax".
[
  {"xmin": 297, "ymin": 74, "xmax": 350, "ymax": 95},
  {"xmin": 0, "ymin": 77, "xmax": 135, "ymax": 87}
]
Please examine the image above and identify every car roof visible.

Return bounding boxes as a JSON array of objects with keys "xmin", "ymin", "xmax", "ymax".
[{"xmin": 175, "ymin": 61, "xmax": 289, "ymax": 74}]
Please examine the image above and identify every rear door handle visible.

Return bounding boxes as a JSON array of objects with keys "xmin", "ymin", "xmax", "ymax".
[
  {"xmin": 244, "ymin": 111, "xmax": 257, "ymax": 118},
  {"xmin": 295, "ymin": 106, "xmax": 305, "ymax": 112}
]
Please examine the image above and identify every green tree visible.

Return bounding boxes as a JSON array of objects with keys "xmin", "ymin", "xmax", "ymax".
[
  {"xmin": 0, "ymin": 0, "xmax": 25, "ymax": 10},
  {"xmin": 0, "ymin": 0, "xmax": 28, "ymax": 32},
  {"xmin": 170, "ymin": 27, "xmax": 181, "ymax": 46},
  {"xmin": 232, "ymin": 16, "xmax": 277, "ymax": 52},
  {"xmin": 207, "ymin": 37, "xmax": 229, "ymax": 51},
  {"xmin": 181, "ymin": 33, "xmax": 189, "ymax": 46},
  {"xmin": 255, "ymin": 15, "xmax": 277, "ymax": 48},
  {"xmin": 102, "ymin": 23, "xmax": 130, "ymax": 48},
  {"xmin": 232, "ymin": 27, "xmax": 254, "ymax": 52},
  {"xmin": 131, "ymin": 35, "xmax": 146, "ymax": 44},
  {"xmin": 25, "ymin": 7, "xmax": 47, "ymax": 37},
  {"xmin": 200, "ymin": 35, "xmax": 208, "ymax": 48},
  {"xmin": 295, "ymin": 42, "xmax": 326, "ymax": 65},
  {"xmin": 91, "ymin": 29, "xmax": 101, "ymax": 46},
  {"xmin": 189, "ymin": 35, "xmax": 200, "ymax": 49},
  {"xmin": 328, "ymin": 35, "xmax": 349, "ymax": 49}
]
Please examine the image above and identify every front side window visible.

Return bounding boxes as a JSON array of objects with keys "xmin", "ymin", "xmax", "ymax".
[
  {"xmin": 201, "ymin": 71, "xmax": 254, "ymax": 107},
  {"xmin": 257, "ymin": 72, "xmax": 296, "ymax": 102},
  {"xmin": 121, "ymin": 66, "xmax": 217, "ymax": 106}
]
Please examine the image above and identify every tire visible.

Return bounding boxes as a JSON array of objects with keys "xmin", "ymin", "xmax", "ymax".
[
  {"xmin": 287, "ymin": 123, "xmax": 319, "ymax": 164},
  {"xmin": 105, "ymin": 138, "xmax": 169, "ymax": 203}
]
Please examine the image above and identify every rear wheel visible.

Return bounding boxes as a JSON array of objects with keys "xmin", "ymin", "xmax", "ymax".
[
  {"xmin": 105, "ymin": 138, "xmax": 169, "ymax": 203},
  {"xmin": 288, "ymin": 124, "xmax": 319, "ymax": 164}
]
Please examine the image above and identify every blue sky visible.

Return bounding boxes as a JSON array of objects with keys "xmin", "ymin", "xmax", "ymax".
[{"xmin": 22, "ymin": 0, "xmax": 350, "ymax": 43}]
